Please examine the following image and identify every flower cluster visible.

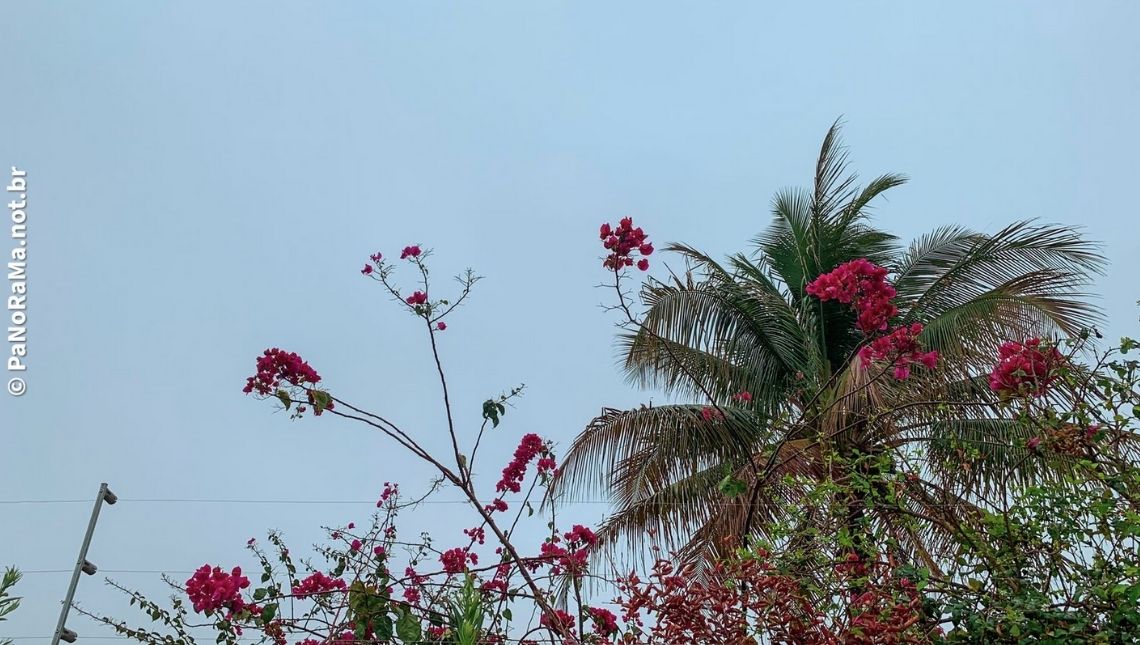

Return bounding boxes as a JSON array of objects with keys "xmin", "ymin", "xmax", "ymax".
[
  {"xmin": 588, "ymin": 607, "xmax": 619, "ymax": 637},
  {"xmin": 700, "ymin": 406, "xmax": 724, "ymax": 422},
  {"xmin": 400, "ymin": 245, "xmax": 421, "ymax": 260},
  {"xmin": 857, "ymin": 323, "xmax": 938, "ymax": 379},
  {"xmin": 292, "ymin": 571, "xmax": 347, "ymax": 598},
  {"xmin": 600, "ymin": 217, "xmax": 653, "ymax": 271},
  {"xmin": 376, "ymin": 482, "xmax": 399, "ymax": 507},
  {"xmin": 539, "ymin": 609, "xmax": 576, "ymax": 633},
  {"xmin": 989, "ymin": 338, "xmax": 1063, "ymax": 397},
  {"xmin": 806, "ymin": 259, "xmax": 898, "ymax": 334},
  {"xmin": 185, "ymin": 565, "xmax": 250, "ymax": 615},
  {"xmin": 495, "ymin": 433, "xmax": 554, "ymax": 494},
  {"xmin": 242, "ymin": 348, "xmax": 321, "ymax": 395},
  {"xmin": 440, "ymin": 547, "xmax": 477, "ymax": 575},
  {"xmin": 406, "ymin": 290, "xmax": 428, "ymax": 306},
  {"xmin": 536, "ymin": 525, "xmax": 596, "ymax": 577},
  {"xmin": 361, "ymin": 252, "xmax": 383, "ymax": 275}
]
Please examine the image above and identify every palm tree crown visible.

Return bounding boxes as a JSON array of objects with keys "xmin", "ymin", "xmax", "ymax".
[{"xmin": 555, "ymin": 122, "xmax": 1105, "ymax": 570}]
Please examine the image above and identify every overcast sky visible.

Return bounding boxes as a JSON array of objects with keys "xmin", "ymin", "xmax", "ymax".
[{"xmin": 2, "ymin": 1, "xmax": 1139, "ymax": 641}]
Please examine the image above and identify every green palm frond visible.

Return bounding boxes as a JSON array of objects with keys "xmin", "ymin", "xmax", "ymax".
[{"xmin": 555, "ymin": 122, "xmax": 1106, "ymax": 572}]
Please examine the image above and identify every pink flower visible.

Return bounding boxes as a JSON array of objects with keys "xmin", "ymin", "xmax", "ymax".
[
  {"xmin": 242, "ymin": 348, "xmax": 321, "ymax": 395},
  {"xmin": 496, "ymin": 433, "xmax": 550, "ymax": 493},
  {"xmin": 858, "ymin": 323, "xmax": 937, "ymax": 380},
  {"xmin": 361, "ymin": 264, "xmax": 373, "ymax": 275},
  {"xmin": 370, "ymin": 252, "xmax": 382, "ymax": 262},
  {"xmin": 989, "ymin": 338, "xmax": 1063, "ymax": 397},
  {"xmin": 373, "ymin": 546, "xmax": 386, "ymax": 557},
  {"xmin": 347, "ymin": 522, "xmax": 355, "ymax": 529},
  {"xmin": 700, "ymin": 406, "xmax": 723, "ymax": 421},
  {"xmin": 732, "ymin": 391, "xmax": 752, "ymax": 403},
  {"xmin": 485, "ymin": 498, "xmax": 509, "ymax": 513},
  {"xmin": 1027, "ymin": 437, "xmax": 1042, "ymax": 450},
  {"xmin": 400, "ymin": 245, "xmax": 422, "ymax": 260},
  {"xmin": 539, "ymin": 609, "xmax": 576, "ymax": 633},
  {"xmin": 600, "ymin": 217, "xmax": 652, "ymax": 271},
  {"xmin": 806, "ymin": 259, "xmax": 898, "ymax": 334},
  {"xmin": 403, "ymin": 586, "xmax": 421, "ymax": 604},
  {"xmin": 350, "ymin": 539, "xmax": 362, "ymax": 552},
  {"xmin": 436, "ymin": 321, "xmax": 447, "ymax": 331},
  {"xmin": 440, "ymin": 547, "xmax": 470, "ymax": 574},
  {"xmin": 292, "ymin": 571, "xmax": 347, "ymax": 598},
  {"xmin": 588, "ymin": 607, "xmax": 619, "ymax": 636},
  {"xmin": 406, "ymin": 291, "xmax": 428, "ymax": 306},
  {"xmin": 185, "ymin": 565, "xmax": 250, "ymax": 615},
  {"xmin": 377, "ymin": 482, "xmax": 398, "ymax": 506}
]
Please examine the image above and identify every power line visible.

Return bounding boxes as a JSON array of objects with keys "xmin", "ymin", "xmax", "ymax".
[
  {"xmin": 0, "ymin": 497, "xmax": 617, "ymax": 505},
  {"xmin": 22, "ymin": 569, "xmax": 194, "ymax": 575}
]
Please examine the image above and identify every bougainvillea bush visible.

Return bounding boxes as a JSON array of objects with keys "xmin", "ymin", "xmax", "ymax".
[{"xmin": 89, "ymin": 209, "xmax": 1140, "ymax": 643}]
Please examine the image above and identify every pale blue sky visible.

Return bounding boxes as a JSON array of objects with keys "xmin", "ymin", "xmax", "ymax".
[{"xmin": 2, "ymin": 1, "xmax": 1139, "ymax": 640}]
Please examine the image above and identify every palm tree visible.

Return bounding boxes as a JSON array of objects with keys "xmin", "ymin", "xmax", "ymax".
[{"xmin": 554, "ymin": 122, "xmax": 1105, "ymax": 572}]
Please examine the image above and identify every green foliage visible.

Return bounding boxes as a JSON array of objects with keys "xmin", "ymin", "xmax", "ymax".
[
  {"xmin": 0, "ymin": 567, "xmax": 22, "ymax": 645},
  {"xmin": 445, "ymin": 574, "xmax": 489, "ymax": 645}
]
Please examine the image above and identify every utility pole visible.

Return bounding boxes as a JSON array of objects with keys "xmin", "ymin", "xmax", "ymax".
[{"xmin": 51, "ymin": 482, "xmax": 116, "ymax": 644}]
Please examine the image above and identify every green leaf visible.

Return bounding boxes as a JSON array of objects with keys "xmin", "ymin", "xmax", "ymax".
[
  {"xmin": 260, "ymin": 603, "xmax": 277, "ymax": 623},
  {"xmin": 276, "ymin": 389, "xmax": 291, "ymax": 410},
  {"xmin": 482, "ymin": 400, "xmax": 502, "ymax": 428},
  {"xmin": 718, "ymin": 474, "xmax": 747, "ymax": 498},
  {"xmin": 310, "ymin": 390, "xmax": 330, "ymax": 414},
  {"xmin": 396, "ymin": 608, "xmax": 422, "ymax": 643},
  {"xmin": 501, "ymin": 607, "xmax": 512, "ymax": 621}
]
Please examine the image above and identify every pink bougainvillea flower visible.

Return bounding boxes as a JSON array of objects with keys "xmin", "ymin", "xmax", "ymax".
[
  {"xmin": 350, "ymin": 539, "xmax": 362, "ymax": 552},
  {"xmin": 732, "ymin": 391, "xmax": 752, "ymax": 403},
  {"xmin": 440, "ymin": 547, "xmax": 470, "ymax": 574},
  {"xmin": 361, "ymin": 264, "xmax": 373, "ymax": 275},
  {"xmin": 292, "ymin": 571, "xmax": 347, "ymax": 598},
  {"xmin": 588, "ymin": 607, "xmax": 619, "ymax": 636},
  {"xmin": 436, "ymin": 321, "xmax": 447, "ymax": 331},
  {"xmin": 700, "ymin": 406, "xmax": 723, "ymax": 422},
  {"xmin": 1027, "ymin": 436, "xmax": 1042, "ymax": 450},
  {"xmin": 495, "ymin": 433, "xmax": 551, "ymax": 493},
  {"xmin": 370, "ymin": 252, "xmax": 382, "ymax": 262},
  {"xmin": 806, "ymin": 259, "xmax": 898, "ymax": 334},
  {"xmin": 989, "ymin": 338, "xmax": 1063, "ymax": 397},
  {"xmin": 400, "ymin": 245, "xmax": 422, "ymax": 260},
  {"xmin": 242, "ymin": 348, "xmax": 321, "ymax": 396},
  {"xmin": 406, "ymin": 291, "xmax": 428, "ymax": 306},
  {"xmin": 600, "ymin": 216, "xmax": 652, "ymax": 271},
  {"xmin": 857, "ymin": 323, "xmax": 938, "ymax": 380},
  {"xmin": 185, "ymin": 565, "xmax": 250, "ymax": 615}
]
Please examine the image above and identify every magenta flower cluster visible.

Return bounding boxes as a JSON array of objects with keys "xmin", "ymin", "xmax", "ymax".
[
  {"xmin": 242, "ymin": 348, "xmax": 321, "ymax": 395},
  {"xmin": 185, "ymin": 565, "xmax": 250, "ymax": 615},
  {"xmin": 292, "ymin": 571, "xmax": 347, "ymax": 598},
  {"xmin": 600, "ymin": 217, "xmax": 653, "ymax": 271},
  {"xmin": 989, "ymin": 338, "xmax": 1062, "ymax": 397},
  {"xmin": 858, "ymin": 323, "xmax": 939, "ymax": 380},
  {"xmin": 806, "ymin": 258, "xmax": 898, "ymax": 334}
]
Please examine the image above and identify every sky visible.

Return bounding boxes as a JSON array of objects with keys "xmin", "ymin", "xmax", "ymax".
[{"xmin": 2, "ymin": 1, "xmax": 1139, "ymax": 641}]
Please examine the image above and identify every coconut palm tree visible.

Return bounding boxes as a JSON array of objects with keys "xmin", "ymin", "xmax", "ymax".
[{"xmin": 554, "ymin": 122, "xmax": 1105, "ymax": 572}]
